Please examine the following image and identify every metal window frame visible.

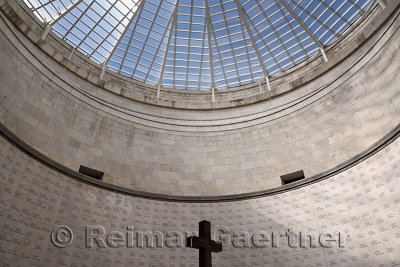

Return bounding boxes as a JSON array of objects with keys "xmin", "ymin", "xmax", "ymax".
[{"xmin": 24, "ymin": 0, "xmax": 374, "ymax": 91}]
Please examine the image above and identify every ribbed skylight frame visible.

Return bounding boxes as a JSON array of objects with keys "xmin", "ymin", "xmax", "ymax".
[{"xmin": 24, "ymin": 0, "xmax": 374, "ymax": 91}]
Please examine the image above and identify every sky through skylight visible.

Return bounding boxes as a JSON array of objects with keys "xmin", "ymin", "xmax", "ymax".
[{"xmin": 24, "ymin": 0, "xmax": 374, "ymax": 90}]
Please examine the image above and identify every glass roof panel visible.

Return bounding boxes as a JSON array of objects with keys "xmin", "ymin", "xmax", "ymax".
[{"xmin": 23, "ymin": 0, "xmax": 374, "ymax": 90}]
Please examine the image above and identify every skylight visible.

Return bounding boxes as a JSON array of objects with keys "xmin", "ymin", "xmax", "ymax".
[{"xmin": 24, "ymin": 0, "xmax": 374, "ymax": 90}]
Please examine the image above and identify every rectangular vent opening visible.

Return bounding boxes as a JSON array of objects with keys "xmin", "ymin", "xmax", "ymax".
[
  {"xmin": 281, "ymin": 170, "xmax": 305, "ymax": 185},
  {"xmin": 79, "ymin": 165, "xmax": 104, "ymax": 180}
]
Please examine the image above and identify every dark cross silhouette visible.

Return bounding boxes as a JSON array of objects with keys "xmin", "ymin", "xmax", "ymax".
[{"xmin": 186, "ymin": 220, "xmax": 222, "ymax": 267}]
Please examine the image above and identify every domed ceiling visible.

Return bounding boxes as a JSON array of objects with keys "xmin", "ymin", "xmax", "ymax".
[{"xmin": 24, "ymin": 0, "xmax": 373, "ymax": 90}]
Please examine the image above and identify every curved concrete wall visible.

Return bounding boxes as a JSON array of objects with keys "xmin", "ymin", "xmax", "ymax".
[
  {"xmin": 0, "ymin": 1, "xmax": 399, "ymax": 196},
  {"xmin": 0, "ymin": 130, "xmax": 399, "ymax": 266}
]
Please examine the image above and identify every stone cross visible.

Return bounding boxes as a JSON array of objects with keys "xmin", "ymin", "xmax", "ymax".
[{"xmin": 186, "ymin": 220, "xmax": 222, "ymax": 267}]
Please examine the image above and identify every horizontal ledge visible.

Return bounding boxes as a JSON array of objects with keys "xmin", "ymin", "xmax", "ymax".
[{"xmin": 0, "ymin": 121, "xmax": 399, "ymax": 202}]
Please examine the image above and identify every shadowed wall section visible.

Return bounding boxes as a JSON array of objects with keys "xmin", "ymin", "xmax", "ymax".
[{"xmin": 0, "ymin": 128, "xmax": 399, "ymax": 266}]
